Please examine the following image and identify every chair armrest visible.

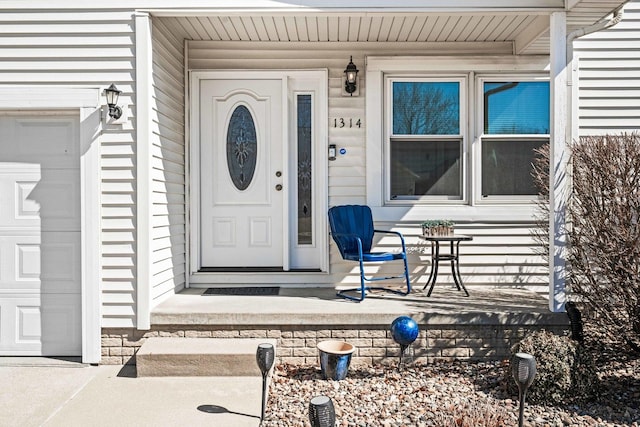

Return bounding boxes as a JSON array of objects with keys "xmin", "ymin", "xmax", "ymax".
[{"xmin": 373, "ymin": 229, "xmax": 407, "ymax": 251}]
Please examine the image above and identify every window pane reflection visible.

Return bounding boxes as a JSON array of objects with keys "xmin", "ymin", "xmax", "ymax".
[
  {"xmin": 392, "ymin": 82, "xmax": 460, "ymax": 135},
  {"xmin": 484, "ymin": 82, "xmax": 549, "ymax": 134},
  {"xmin": 390, "ymin": 140, "xmax": 461, "ymax": 197},
  {"xmin": 481, "ymin": 139, "xmax": 546, "ymax": 196}
]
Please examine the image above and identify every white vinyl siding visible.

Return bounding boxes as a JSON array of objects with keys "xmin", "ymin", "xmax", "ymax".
[
  {"xmin": 0, "ymin": 12, "xmax": 187, "ymax": 326},
  {"xmin": 574, "ymin": 0, "xmax": 640, "ymax": 135},
  {"xmin": 187, "ymin": 40, "xmax": 548, "ymax": 290},
  {"xmin": 185, "ymin": 41, "xmax": 512, "ymax": 210},
  {"xmin": 328, "ymin": 223, "xmax": 547, "ymax": 292},
  {"xmin": 187, "ymin": 42, "xmax": 371, "ymax": 285},
  {"xmin": 0, "ymin": 10, "xmax": 137, "ymax": 328},
  {"xmin": 150, "ymin": 18, "xmax": 186, "ymax": 305}
]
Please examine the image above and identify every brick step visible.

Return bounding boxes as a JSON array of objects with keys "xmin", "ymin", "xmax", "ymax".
[{"xmin": 135, "ymin": 337, "xmax": 277, "ymax": 377}]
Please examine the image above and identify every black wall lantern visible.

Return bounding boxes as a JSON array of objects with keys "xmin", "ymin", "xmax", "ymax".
[
  {"xmin": 104, "ymin": 84, "xmax": 123, "ymax": 119},
  {"xmin": 344, "ymin": 56, "xmax": 359, "ymax": 96}
]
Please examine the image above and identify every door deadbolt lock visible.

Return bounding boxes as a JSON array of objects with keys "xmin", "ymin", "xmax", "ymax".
[
  {"xmin": 275, "ymin": 184, "xmax": 283, "ymax": 191},
  {"xmin": 275, "ymin": 171, "xmax": 282, "ymax": 177}
]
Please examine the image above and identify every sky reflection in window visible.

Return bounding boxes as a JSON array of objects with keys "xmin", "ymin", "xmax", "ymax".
[
  {"xmin": 392, "ymin": 82, "xmax": 460, "ymax": 135},
  {"xmin": 484, "ymin": 82, "xmax": 549, "ymax": 134}
]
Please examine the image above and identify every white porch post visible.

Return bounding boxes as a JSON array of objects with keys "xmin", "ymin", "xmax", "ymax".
[
  {"xmin": 549, "ymin": 11, "xmax": 568, "ymax": 312},
  {"xmin": 80, "ymin": 105, "xmax": 102, "ymax": 364},
  {"xmin": 136, "ymin": 12, "xmax": 152, "ymax": 330}
]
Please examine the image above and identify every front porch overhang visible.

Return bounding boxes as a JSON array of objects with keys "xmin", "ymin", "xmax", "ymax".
[
  {"xmin": 143, "ymin": 0, "xmax": 626, "ymax": 55},
  {"xmin": 133, "ymin": 0, "xmax": 628, "ymax": 329}
]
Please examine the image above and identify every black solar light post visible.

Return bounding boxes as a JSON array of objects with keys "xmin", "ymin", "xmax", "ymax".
[
  {"xmin": 256, "ymin": 343, "xmax": 275, "ymax": 425},
  {"xmin": 308, "ymin": 395, "xmax": 336, "ymax": 427},
  {"xmin": 511, "ymin": 352, "xmax": 537, "ymax": 427}
]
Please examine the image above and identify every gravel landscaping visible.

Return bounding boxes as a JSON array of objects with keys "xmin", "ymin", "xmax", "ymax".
[{"xmin": 264, "ymin": 341, "xmax": 639, "ymax": 426}]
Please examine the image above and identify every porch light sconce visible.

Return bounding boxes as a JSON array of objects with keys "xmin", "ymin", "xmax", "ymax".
[
  {"xmin": 104, "ymin": 84, "xmax": 123, "ymax": 119},
  {"xmin": 343, "ymin": 56, "xmax": 359, "ymax": 96}
]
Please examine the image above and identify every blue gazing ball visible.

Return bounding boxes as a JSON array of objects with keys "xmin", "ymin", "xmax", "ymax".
[{"xmin": 390, "ymin": 316, "xmax": 419, "ymax": 346}]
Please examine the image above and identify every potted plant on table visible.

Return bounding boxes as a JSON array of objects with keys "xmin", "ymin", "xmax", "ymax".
[{"xmin": 421, "ymin": 220, "xmax": 454, "ymax": 236}]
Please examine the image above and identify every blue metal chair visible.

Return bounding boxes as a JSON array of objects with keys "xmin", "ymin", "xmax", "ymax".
[{"xmin": 328, "ymin": 205, "xmax": 411, "ymax": 301}]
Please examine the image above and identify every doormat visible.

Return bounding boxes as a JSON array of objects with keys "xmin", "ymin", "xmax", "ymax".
[{"xmin": 203, "ymin": 287, "xmax": 280, "ymax": 296}]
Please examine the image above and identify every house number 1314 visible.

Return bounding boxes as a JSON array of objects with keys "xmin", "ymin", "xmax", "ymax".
[{"xmin": 333, "ymin": 118, "xmax": 362, "ymax": 128}]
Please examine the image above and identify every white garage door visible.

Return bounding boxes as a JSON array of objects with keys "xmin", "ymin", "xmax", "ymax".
[{"xmin": 0, "ymin": 114, "xmax": 82, "ymax": 356}]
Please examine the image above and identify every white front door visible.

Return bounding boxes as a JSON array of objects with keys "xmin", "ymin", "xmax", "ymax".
[
  {"xmin": 200, "ymin": 79, "xmax": 284, "ymax": 268},
  {"xmin": 0, "ymin": 114, "xmax": 82, "ymax": 356}
]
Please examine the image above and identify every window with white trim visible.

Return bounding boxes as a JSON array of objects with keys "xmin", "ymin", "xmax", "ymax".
[
  {"xmin": 382, "ymin": 74, "xmax": 549, "ymax": 205},
  {"xmin": 479, "ymin": 79, "xmax": 549, "ymax": 200},
  {"xmin": 386, "ymin": 77, "xmax": 465, "ymax": 202}
]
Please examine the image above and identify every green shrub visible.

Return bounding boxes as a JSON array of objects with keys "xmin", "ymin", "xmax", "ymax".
[{"xmin": 509, "ymin": 330, "xmax": 599, "ymax": 405}]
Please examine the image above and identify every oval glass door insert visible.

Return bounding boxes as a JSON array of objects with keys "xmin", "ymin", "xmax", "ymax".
[{"xmin": 226, "ymin": 105, "xmax": 257, "ymax": 191}]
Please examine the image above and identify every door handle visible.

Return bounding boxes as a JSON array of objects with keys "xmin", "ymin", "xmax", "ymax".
[{"xmin": 275, "ymin": 184, "xmax": 283, "ymax": 191}]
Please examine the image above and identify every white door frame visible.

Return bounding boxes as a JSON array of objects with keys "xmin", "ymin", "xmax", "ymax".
[
  {"xmin": 0, "ymin": 86, "xmax": 101, "ymax": 364},
  {"xmin": 189, "ymin": 70, "xmax": 328, "ymax": 283}
]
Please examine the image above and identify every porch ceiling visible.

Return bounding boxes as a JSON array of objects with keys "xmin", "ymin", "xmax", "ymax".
[
  {"xmin": 159, "ymin": 14, "xmax": 546, "ymax": 44},
  {"xmin": 155, "ymin": 0, "xmax": 627, "ymax": 55}
]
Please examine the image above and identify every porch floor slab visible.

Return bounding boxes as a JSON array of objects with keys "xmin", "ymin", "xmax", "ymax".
[{"xmin": 151, "ymin": 286, "xmax": 568, "ymax": 327}]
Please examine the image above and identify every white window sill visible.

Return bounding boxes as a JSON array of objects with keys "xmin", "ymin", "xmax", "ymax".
[{"xmin": 370, "ymin": 204, "xmax": 539, "ymax": 223}]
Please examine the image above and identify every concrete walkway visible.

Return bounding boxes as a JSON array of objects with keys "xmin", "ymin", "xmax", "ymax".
[{"xmin": 0, "ymin": 358, "xmax": 263, "ymax": 427}]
